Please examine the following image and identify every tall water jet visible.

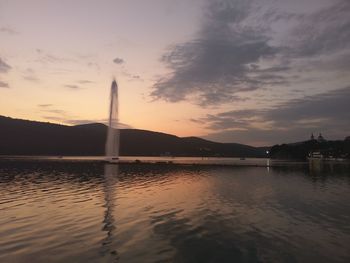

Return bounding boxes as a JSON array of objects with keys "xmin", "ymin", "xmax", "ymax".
[{"xmin": 105, "ymin": 79, "xmax": 120, "ymax": 159}]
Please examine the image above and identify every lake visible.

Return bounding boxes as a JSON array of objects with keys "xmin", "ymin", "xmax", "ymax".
[{"xmin": 0, "ymin": 161, "xmax": 349, "ymax": 262}]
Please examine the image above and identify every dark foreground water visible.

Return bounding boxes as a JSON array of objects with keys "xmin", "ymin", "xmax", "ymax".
[{"xmin": 0, "ymin": 162, "xmax": 349, "ymax": 263}]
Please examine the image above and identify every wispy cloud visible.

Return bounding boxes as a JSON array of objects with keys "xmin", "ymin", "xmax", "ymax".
[
  {"xmin": 41, "ymin": 115, "xmax": 132, "ymax": 128},
  {"xmin": 87, "ymin": 62, "xmax": 100, "ymax": 70},
  {"xmin": 39, "ymin": 105, "xmax": 132, "ymax": 128},
  {"xmin": 23, "ymin": 75, "xmax": 40, "ymax": 82},
  {"xmin": 121, "ymin": 70, "xmax": 143, "ymax": 81},
  {"xmin": 66, "ymin": 119, "xmax": 132, "ymax": 128},
  {"xmin": 64, "ymin": 84, "xmax": 81, "ymax": 89},
  {"xmin": 41, "ymin": 116, "xmax": 65, "ymax": 122},
  {"xmin": 0, "ymin": 58, "xmax": 11, "ymax": 74},
  {"xmin": 77, "ymin": 80, "xmax": 95, "ymax": 84},
  {"xmin": 0, "ymin": 80, "xmax": 10, "ymax": 88},
  {"xmin": 40, "ymin": 106, "xmax": 72, "ymax": 123},
  {"xmin": 41, "ymin": 109, "xmax": 68, "ymax": 115},
  {"xmin": 0, "ymin": 26, "xmax": 18, "ymax": 35},
  {"xmin": 35, "ymin": 50, "xmax": 77, "ymax": 65},
  {"xmin": 38, "ymin": 104, "xmax": 53, "ymax": 107},
  {"xmin": 131, "ymin": 75, "xmax": 141, "ymax": 80}
]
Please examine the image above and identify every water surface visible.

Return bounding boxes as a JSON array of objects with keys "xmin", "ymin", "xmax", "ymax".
[{"xmin": 0, "ymin": 162, "xmax": 349, "ymax": 262}]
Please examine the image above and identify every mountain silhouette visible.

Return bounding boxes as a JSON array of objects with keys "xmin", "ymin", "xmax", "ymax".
[{"xmin": 0, "ymin": 115, "xmax": 267, "ymax": 157}]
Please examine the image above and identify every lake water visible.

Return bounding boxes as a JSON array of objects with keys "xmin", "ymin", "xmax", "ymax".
[{"xmin": 0, "ymin": 161, "xmax": 349, "ymax": 262}]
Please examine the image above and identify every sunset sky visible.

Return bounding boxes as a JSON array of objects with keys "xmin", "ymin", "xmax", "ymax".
[{"xmin": 1, "ymin": 0, "xmax": 349, "ymax": 146}]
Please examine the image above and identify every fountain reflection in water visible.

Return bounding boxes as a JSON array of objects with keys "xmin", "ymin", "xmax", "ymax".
[
  {"xmin": 105, "ymin": 79, "xmax": 120, "ymax": 160},
  {"xmin": 100, "ymin": 164, "xmax": 119, "ymax": 261}
]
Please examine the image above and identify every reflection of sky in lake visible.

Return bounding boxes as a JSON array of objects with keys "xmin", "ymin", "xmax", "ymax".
[{"xmin": 0, "ymin": 162, "xmax": 349, "ymax": 262}]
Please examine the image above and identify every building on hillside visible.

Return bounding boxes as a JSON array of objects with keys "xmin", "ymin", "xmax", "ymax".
[
  {"xmin": 317, "ymin": 133, "xmax": 326, "ymax": 142},
  {"xmin": 310, "ymin": 133, "xmax": 315, "ymax": 141}
]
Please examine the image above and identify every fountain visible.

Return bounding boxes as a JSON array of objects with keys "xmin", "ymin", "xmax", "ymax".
[{"xmin": 105, "ymin": 79, "xmax": 120, "ymax": 161}]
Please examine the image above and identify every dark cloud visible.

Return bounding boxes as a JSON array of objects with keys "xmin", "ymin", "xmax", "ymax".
[
  {"xmin": 64, "ymin": 84, "xmax": 80, "ymax": 89},
  {"xmin": 266, "ymin": 88, "xmax": 350, "ymax": 125},
  {"xmin": 150, "ymin": 0, "xmax": 289, "ymax": 105},
  {"xmin": 38, "ymin": 104, "xmax": 53, "ymax": 107},
  {"xmin": 113, "ymin": 57, "xmax": 124, "ymax": 64},
  {"xmin": 151, "ymin": 0, "xmax": 281, "ymax": 106},
  {"xmin": 0, "ymin": 58, "xmax": 11, "ymax": 73},
  {"xmin": 0, "ymin": 80, "xmax": 9, "ymax": 88},
  {"xmin": 151, "ymin": 0, "xmax": 350, "ymax": 107},
  {"xmin": 287, "ymin": 0, "xmax": 350, "ymax": 57},
  {"xmin": 201, "ymin": 87, "xmax": 350, "ymax": 145}
]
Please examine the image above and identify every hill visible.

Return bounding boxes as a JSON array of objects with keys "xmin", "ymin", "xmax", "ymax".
[{"xmin": 0, "ymin": 116, "xmax": 266, "ymax": 157}]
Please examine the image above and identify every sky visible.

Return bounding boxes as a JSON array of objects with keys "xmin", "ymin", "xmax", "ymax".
[{"xmin": 0, "ymin": 0, "xmax": 349, "ymax": 146}]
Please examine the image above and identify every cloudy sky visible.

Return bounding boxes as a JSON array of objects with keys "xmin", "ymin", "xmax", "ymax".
[{"xmin": 1, "ymin": 0, "xmax": 349, "ymax": 146}]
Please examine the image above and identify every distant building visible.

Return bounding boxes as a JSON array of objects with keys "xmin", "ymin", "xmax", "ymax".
[
  {"xmin": 317, "ymin": 133, "xmax": 326, "ymax": 142},
  {"xmin": 310, "ymin": 133, "xmax": 315, "ymax": 140},
  {"xmin": 345, "ymin": 136, "xmax": 350, "ymax": 141}
]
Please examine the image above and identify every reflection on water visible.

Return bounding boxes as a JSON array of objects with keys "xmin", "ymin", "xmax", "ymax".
[
  {"xmin": 0, "ymin": 162, "xmax": 349, "ymax": 262},
  {"xmin": 101, "ymin": 165, "xmax": 119, "ymax": 262}
]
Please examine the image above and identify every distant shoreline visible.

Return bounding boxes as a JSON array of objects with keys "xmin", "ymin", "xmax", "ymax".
[{"xmin": 0, "ymin": 155, "xmax": 329, "ymax": 168}]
